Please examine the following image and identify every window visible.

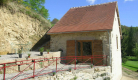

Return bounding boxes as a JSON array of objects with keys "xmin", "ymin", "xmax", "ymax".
[{"xmin": 116, "ymin": 36, "xmax": 118, "ymax": 49}]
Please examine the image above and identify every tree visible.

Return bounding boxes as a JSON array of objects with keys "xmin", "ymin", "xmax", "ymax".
[
  {"xmin": 121, "ymin": 25, "xmax": 129, "ymax": 57},
  {"xmin": 51, "ymin": 18, "xmax": 59, "ymax": 27},
  {"xmin": 133, "ymin": 43, "xmax": 138, "ymax": 59},
  {"xmin": 51, "ymin": 18, "xmax": 59, "ymax": 24},
  {"xmin": 127, "ymin": 26, "xmax": 134, "ymax": 56},
  {"xmin": 23, "ymin": 0, "xmax": 49, "ymax": 19},
  {"xmin": 39, "ymin": 6, "xmax": 49, "ymax": 19}
]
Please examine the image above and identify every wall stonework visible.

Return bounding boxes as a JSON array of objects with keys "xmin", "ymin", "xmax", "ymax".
[{"xmin": 50, "ymin": 31, "xmax": 111, "ymax": 65}]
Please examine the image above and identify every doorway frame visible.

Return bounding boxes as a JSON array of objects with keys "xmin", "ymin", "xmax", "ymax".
[{"xmin": 76, "ymin": 40, "xmax": 93, "ymax": 62}]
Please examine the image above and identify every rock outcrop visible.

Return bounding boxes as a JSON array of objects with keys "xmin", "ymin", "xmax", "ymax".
[{"xmin": 0, "ymin": 2, "xmax": 51, "ymax": 54}]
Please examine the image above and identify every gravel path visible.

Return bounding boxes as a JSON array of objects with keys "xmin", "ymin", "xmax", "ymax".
[{"xmin": 121, "ymin": 67, "xmax": 138, "ymax": 80}]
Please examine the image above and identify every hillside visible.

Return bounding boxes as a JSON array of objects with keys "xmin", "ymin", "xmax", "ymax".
[{"xmin": 0, "ymin": 1, "xmax": 51, "ymax": 54}]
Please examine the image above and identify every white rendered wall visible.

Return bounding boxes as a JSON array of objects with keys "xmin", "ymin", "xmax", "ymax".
[{"xmin": 111, "ymin": 10, "xmax": 122, "ymax": 80}]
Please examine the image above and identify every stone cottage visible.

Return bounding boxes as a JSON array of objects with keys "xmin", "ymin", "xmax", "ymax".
[{"xmin": 47, "ymin": 1, "xmax": 122, "ymax": 80}]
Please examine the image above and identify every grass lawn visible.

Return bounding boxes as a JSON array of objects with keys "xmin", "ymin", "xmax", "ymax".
[{"xmin": 122, "ymin": 56, "xmax": 138, "ymax": 72}]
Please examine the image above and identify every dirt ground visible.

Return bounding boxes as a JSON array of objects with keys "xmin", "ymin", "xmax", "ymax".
[{"xmin": 121, "ymin": 67, "xmax": 138, "ymax": 80}]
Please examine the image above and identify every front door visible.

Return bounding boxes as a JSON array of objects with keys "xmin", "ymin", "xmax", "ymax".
[
  {"xmin": 77, "ymin": 41, "xmax": 92, "ymax": 63},
  {"xmin": 66, "ymin": 40, "xmax": 103, "ymax": 65}
]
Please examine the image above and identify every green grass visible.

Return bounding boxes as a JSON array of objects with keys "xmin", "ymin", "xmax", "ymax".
[{"xmin": 122, "ymin": 60, "xmax": 138, "ymax": 72}]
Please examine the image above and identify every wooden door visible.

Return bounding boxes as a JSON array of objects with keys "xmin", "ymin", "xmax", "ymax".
[
  {"xmin": 77, "ymin": 40, "xmax": 92, "ymax": 63},
  {"xmin": 92, "ymin": 40, "xmax": 103, "ymax": 66}
]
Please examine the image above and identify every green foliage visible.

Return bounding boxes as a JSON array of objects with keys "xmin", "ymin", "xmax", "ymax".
[
  {"xmin": 122, "ymin": 57, "xmax": 128, "ymax": 63},
  {"xmin": 26, "ymin": 10, "xmax": 31, "ymax": 15},
  {"xmin": 101, "ymin": 73, "xmax": 106, "ymax": 77},
  {"xmin": 46, "ymin": 49, "xmax": 50, "ymax": 52},
  {"xmin": 122, "ymin": 60, "xmax": 138, "ymax": 72},
  {"xmin": 69, "ymin": 67, "xmax": 72, "ymax": 71},
  {"xmin": 121, "ymin": 25, "xmax": 138, "ymax": 58},
  {"xmin": 90, "ymin": 64, "xmax": 93, "ymax": 68},
  {"xmin": 22, "ymin": 0, "xmax": 49, "ymax": 19},
  {"xmin": 39, "ymin": 6, "xmax": 49, "ymax": 19},
  {"xmin": 39, "ymin": 47, "xmax": 44, "ymax": 52},
  {"xmin": 104, "ymin": 77, "xmax": 110, "ymax": 80},
  {"xmin": 51, "ymin": 18, "xmax": 59, "ymax": 27},
  {"xmin": 51, "ymin": 18, "xmax": 59, "ymax": 24},
  {"xmin": 28, "ymin": 53, "xmax": 31, "ymax": 56},
  {"xmin": 18, "ymin": 49, "xmax": 22, "ymax": 54},
  {"xmin": 133, "ymin": 43, "xmax": 138, "ymax": 59},
  {"xmin": 73, "ymin": 76, "xmax": 77, "ymax": 80}
]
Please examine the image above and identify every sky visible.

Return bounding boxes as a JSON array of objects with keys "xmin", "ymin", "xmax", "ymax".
[{"xmin": 44, "ymin": 0, "xmax": 138, "ymax": 27}]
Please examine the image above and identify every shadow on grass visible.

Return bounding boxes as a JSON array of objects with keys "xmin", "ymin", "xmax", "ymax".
[
  {"xmin": 128, "ymin": 59, "xmax": 138, "ymax": 61},
  {"xmin": 123, "ymin": 64, "xmax": 138, "ymax": 72}
]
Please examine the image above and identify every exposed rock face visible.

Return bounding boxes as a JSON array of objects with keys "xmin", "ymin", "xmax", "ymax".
[{"xmin": 0, "ymin": 2, "xmax": 51, "ymax": 53}]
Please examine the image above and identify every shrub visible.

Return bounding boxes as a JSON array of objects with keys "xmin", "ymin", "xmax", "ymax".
[
  {"xmin": 39, "ymin": 47, "xmax": 44, "ymax": 52},
  {"xmin": 26, "ymin": 11, "xmax": 31, "ymax": 15},
  {"xmin": 101, "ymin": 73, "xmax": 106, "ymax": 77},
  {"xmin": 104, "ymin": 77, "xmax": 110, "ymax": 80},
  {"xmin": 122, "ymin": 57, "xmax": 128, "ymax": 63},
  {"xmin": 46, "ymin": 49, "xmax": 50, "ymax": 52}
]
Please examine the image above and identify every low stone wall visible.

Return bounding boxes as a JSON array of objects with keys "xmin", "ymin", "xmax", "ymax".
[
  {"xmin": 0, "ymin": 52, "xmax": 8, "ymax": 55},
  {"xmin": 0, "ymin": 51, "xmax": 61, "ymax": 74},
  {"xmin": 28, "ymin": 66, "xmax": 111, "ymax": 80}
]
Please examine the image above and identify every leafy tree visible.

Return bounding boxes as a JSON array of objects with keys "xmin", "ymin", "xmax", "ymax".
[
  {"xmin": 133, "ymin": 43, "xmax": 138, "ymax": 59},
  {"xmin": 51, "ymin": 18, "xmax": 59, "ymax": 27},
  {"xmin": 39, "ymin": 6, "xmax": 49, "ymax": 19},
  {"xmin": 51, "ymin": 18, "xmax": 59, "ymax": 24},
  {"xmin": 23, "ymin": 0, "xmax": 49, "ymax": 19},
  {"xmin": 127, "ymin": 26, "xmax": 134, "ymax": 56},
  {"xmin": 121, "ymin": 25, "xmax": 129, "ymax": 57}
]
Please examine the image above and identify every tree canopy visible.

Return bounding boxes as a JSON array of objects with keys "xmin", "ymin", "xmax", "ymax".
[
  {"xmin": 23, "ymin": 0, "xmax": 49, "ymax": 19},
  {"xmin": 121, "ymin": 25, "xmax": 138, "ymax": 58},
  {"xmin": 51, "ymin": 18, "xmax": 59, "ymax": 27}
]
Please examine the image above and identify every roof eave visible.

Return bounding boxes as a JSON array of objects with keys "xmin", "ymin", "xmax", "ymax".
[{"xmin": 47, "ymin": 29, "xmax": 112, "ymax": 35}]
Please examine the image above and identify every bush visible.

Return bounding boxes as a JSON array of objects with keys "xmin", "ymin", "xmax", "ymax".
[
  {"xmin": 104, "ymin": 77, "xmax": 110, "ymax": 80},
  {"xmin": 39, "ymin": 47, "xmax": 44, "ymax": 52},
  {"xmin": 122, "ymin": 57, "xmax": 128, "ymax": 63}
]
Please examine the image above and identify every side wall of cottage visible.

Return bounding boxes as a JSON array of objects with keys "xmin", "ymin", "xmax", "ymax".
[
  {"xmin": 50, "ymin": 31, "xmax": 111, "ymax": 65},
  {"xmin": 111, "ymin": 10, "xmax": 122, "ymax": 80}
]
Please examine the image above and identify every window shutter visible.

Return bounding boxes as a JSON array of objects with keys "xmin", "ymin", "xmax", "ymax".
[
  {"xmin": 66, "ymin": 40, "xmax": 75, "ymax": 56},
  {"xmin": 92, "ymin": 40, "xmax": 103, "ymax": 65},
  {"xmin": 66, "ymin": 40, "xmax": 75, "ymax": 64}
]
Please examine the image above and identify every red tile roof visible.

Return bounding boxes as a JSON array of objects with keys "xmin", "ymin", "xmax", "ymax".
[{"xmin": 48, "ymin": 1, "xmax": 117, "ymax": 34}]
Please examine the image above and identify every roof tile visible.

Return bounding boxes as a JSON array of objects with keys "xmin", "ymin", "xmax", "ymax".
[{"xmin": 48, "ymin": 1, "xmax": 117, "ymax": 34}]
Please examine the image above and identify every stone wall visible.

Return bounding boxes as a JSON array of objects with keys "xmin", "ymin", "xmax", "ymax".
[
  {"xmin": 50, "ymin": 31, "xmax": 111, "ymax": 65},
  {"xmin": 28, "ymin": 66, "xmax": 112, "ymax": 80}
]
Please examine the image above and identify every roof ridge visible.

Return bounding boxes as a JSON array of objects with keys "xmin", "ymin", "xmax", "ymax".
[{"xmin": 70, "ymin": 1, "xmax": 117, "ymax": 9}]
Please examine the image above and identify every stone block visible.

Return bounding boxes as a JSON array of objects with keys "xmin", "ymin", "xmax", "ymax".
[
  {"xmin": 0, "ymin": 64, "xmax": 18, "ymax": 74},
  {"xmin": 0, "ymin": 52, "xmax": 8, "ymax": 55},
  {"xmin": 48, "ymin": 59, "xmax": 56, "ymax": 66},
  {"xmin": 45, "ymin": 54, "xmax": 53, "ymax": 59},
  {"xmin": 15, "ymin": 58, "xmax": 27, "ymax": 65},
  {"xmin": 43, "ymin": 61, "xmax": 49, "ymax": 67},
  {"xmin": 32, "ymin": 56, "xmax": 44, "ymax": 62},
  {"xmin": 52, "ymin": 51, "xmax": 61, "ymax": 58},
  {"xmin": 20, "ymin": 65, "xmax": 30, "ymax": 71},
  {"xmin": 26, "ymin": 58, "xmax": 34, "ymax": 64},
  {"xmin": 29, "ymin": 62, "xmax": 43, "ymax": 70},
  {"xmin": 0, "ymin": 59, "xmax": 15, "ymax": 64}
]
